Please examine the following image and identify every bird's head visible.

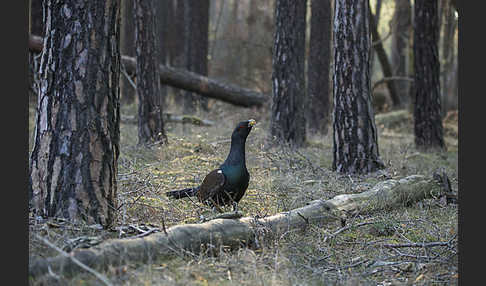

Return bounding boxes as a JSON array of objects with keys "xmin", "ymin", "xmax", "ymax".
[{"xmin": 232, "ymin": 119, "xmax": 256, "ymax": 141}]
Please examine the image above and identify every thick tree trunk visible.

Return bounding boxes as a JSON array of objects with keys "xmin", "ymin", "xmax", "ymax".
[
  {"xmin": 134, "ymin": 0, "xmax": 167, "ymax": 145},
  {"xmin": 30, "ymin": 174, "xmax": 449, "ymax": 278},
  {"xmin": 333, "ymin": 0, "xmax": 385, "ymax": 174},
  {"xmin": 29, "ymin": 0, "xmax": 121, "ymax": 227},
  {"xmin": 120, "ymin": 0, "xmax": 136, "ymax": 105},
  {"xmin": 29, "ymin": 35, "xmax": 267, "ymax": 108},
  {"xmin": 370, "ymin": 13, "xmax": 401, "ymax": 108},
  {"xmin": 391, "ymin": 0, "xmax": 412, "ymax": 105},
  {"xmin": 307, "ymin": 0, "xmax": 332, "ymax": 134},
  {"xmin": 413, "ymin": 0, "xmax": 445, "ymax": 150},
  {"xmin": 270, "ymin": 0, "xmax": 307, "ymax": 147}
]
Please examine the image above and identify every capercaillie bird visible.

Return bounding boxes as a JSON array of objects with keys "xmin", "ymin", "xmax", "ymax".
[{"xmin": 165, "ymin": 119, "xmax": 256, "ymax": 212}]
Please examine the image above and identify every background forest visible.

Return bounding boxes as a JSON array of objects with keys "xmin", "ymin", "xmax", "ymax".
[{"xmin": 28, "ymin": 0, "xmax": 458, "ymax": 285}]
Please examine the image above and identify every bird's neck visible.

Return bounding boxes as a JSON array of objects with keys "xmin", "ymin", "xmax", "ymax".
[{"xmin": 223, "ymin": 138, "xmax": 246, "ymax": 167}]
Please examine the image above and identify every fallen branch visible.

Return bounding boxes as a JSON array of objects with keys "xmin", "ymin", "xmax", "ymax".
[
  {"xmin": 382, "ymin": 241, "xmax": 452, "ymax": 248},
  {"xmin": 29, "ymin": 34, "xmax": 267, "ymax": 108},
  {"xmin": 29, "ymin": 174, "xmax": 447, "ymax": 278}
]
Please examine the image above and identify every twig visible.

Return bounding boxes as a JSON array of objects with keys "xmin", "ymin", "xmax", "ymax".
[
  {"xmin": 382, "ymin": 241, "xmax": 452, "ymax": 248},
  {"xmin": 324, "ymin": 221, "xmax": 377, "ymax": 242},
  {"xmin": 35, "ymin": 234, "xmax": 113, "ymax": 286}
]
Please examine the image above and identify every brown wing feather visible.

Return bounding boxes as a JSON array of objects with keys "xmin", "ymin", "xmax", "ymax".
[{"xmin": 197, "ymin": 169, "xmax": 226, "ymax": 203}]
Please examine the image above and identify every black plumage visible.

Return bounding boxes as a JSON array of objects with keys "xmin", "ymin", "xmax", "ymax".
[{"xmin": 166, "ymin": 119, "xmax": 256, "ymax": 212}]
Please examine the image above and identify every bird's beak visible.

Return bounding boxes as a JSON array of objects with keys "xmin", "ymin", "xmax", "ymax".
[{"xmin": 248, "ymin": 119, "xmax": 256, "ymax": 127}]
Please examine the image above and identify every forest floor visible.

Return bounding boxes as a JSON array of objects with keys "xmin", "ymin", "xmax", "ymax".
[{"xmin": 28, "ymin": 97, "xmax": 458, "ymax": 285}]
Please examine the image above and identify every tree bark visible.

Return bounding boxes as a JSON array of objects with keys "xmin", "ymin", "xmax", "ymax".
[
  {"xmin": 370, "ymin": 12, "xmax": 401, "ymax": 108},
  {"xmin": 391, "ymin": 0, "xmax": 412, "ymax": 105},
  {"xmin": 270, "ymin": 0, "xmax": 307, "ymax": 147},
  {"xmin": 29, "ymin": 174, "xmax": 448, "ymax": 278},
  {"xmin": 29, "ymin": 0, "xmax": 121, "ymax": 227},
  {"xmin": 333, "ymin": 0, "xmax": 385, "ymax": 174},
  {"xmin": 307, "ymin": 0, "xmax": 332, "ymax": 134},
  {"xmin": 413, "ymin": 0, "xmax": 445, "ymax": 150},
  {"xmin": 29, "ymin": 35, "xmax": 267, "ymax": 108}
]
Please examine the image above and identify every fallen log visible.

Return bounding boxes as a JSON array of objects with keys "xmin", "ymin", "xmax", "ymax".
[
  {"xmin": 29, "ymin": 174, "xmax": 449, "ymax": 278},
  {"xmin": 29, "ymin": 34, "xmax": 267, "ymax": 108}
]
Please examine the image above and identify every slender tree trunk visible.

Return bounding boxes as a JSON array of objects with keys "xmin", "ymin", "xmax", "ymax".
[
  {"xmin": 332, "ymin": 0, "xmax": 385, "ymax": 174},
  {"xmin": 413, "ymin": 0, "xmax": 445, "ymax": 150},
  {"xmin": 270, "ymin": 0, "xmax": 307, "ymax": 147},
  {"xmin": 182, "ymin": 0, "xmax": 196, "ymax": 114},
  {"xmin": 134, "ymin": 0, "xmax": 167, "ymax": 145},
  {"xmin": 29, "ymin": 0, "xmax": 121, "ymax": 227},
  {"xmin": 307, "ymin": 0, "xmax": 332, "ymax": 134},
  {"xmin": 391, "ymin": 0, "xmax": 412, "ymax": 106},
  {"xmin": 170, "ymin": 0, "xmax": 187, "ymax": 106},
  {"xmin": 155, "ymin": 0, "xmax": 170, "ymax": 109},
  {"xmin": 190, "ymin": 0, "xmax": 210, "ymax": 111},
  {"xmin": 120, "ymin": 0, "xmax": 136, "ymax": 105}
]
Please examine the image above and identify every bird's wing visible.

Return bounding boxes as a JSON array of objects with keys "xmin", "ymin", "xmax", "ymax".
[{"xmin": 198, "ymin": 169, "xmax": 226, "ymax": 203}]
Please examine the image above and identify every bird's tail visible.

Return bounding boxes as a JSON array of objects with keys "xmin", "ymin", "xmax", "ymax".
[{"xmin": 165, "ymin": 187, "xmax": 199, "ymax": 199}]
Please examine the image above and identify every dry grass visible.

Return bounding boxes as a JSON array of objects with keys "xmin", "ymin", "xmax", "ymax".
[{"xmin": 29, "ymin": 99, "xmax": 458, "ymax": 285}]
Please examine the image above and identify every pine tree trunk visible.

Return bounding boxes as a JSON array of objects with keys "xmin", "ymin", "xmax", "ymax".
[
  {"xmin": 155, "ymin": 0, "xmax": 170, "ymax": 109},
  {"xmin": 170, "ymin": 0, "xmax": 186, "ymax": 106},
  {"xmin": 190, "ymin": 0, "xmax": 210, "ymax": 111},
  {"xmin": 307, "ymin": 0, "xmax": 332, "ymax": 134},
  {"xmin": 134, "ymin": 0, "xmax": 166, "ymax": 145},
  {"xmin": 270, "ymin": 0, "xmax": 307, "ymax": 147},
  {"xmin": 332, "ymin": 0, "xmax": 385, "ymax": 174},
  {"xmin": 413, "ymin": 0, "xmax": 445, "ymax": 150},
  {"xmin": 120, "ymin": 0, "xmax": 136, "ymax": 105},
  {"xmin": 391, "ymin": 0, "xmax": 412, "ymax": 105},
  {"xmin": 29, "ymin": 0, "xmax": 121, "ymax": 227}
]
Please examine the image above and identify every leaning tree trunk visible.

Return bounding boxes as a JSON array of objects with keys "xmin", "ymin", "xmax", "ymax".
[
  {"xmin": 332, "ymin": 0, "xmax": 385, "ymax": 174},
  {"xmin": 120, "ymin": 0, "xmax": 136, "ymax": 105},
  {"xmin": 307, "ymin": 0, "xmax": 332, "ymax": 135},
  {"xmin": 413, "ymin": 0, "xmax": 445, "ymax": 150},
  {"xmin": 270, "ymin": 0, "xmax": 307, "ymax": 147},
  {"xmin": 391, "ymin": 0, "xmax": 412, "ymax": 106},
  {"xmin": 370, "ymin": 13, "xmax": 401, "ymax": 108},
  {"xmin": 29, "ymin": 0, "xmax": 121, "ymax": 227},
  {"xmin": 134, "ymin": 0, "xmax": 166, "ymax": 145}
]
